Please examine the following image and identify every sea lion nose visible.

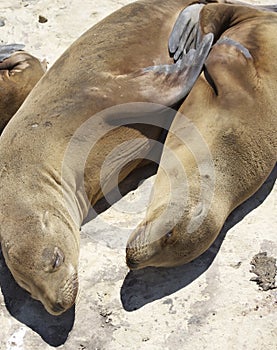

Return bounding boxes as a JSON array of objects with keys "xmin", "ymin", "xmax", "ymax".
[
  {"xmin": 126, "ymin": 251, "xmax": 139, "ymax": 269},
  {"xmin": 51, "ymin": 302, "xmax": 65, "ymax": 313},
  {"xmin": 127, "ymin": 259, "xmax": 139, "ymax": 269}
]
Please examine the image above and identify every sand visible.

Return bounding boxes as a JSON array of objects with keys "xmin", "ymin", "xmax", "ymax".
[{"xmin": 0, "ymin": 1, "xmax": 276, "ymax": 349}]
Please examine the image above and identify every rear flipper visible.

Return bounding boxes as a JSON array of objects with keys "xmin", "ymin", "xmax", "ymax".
[
  {"xmin": 168, "ymin": 4, "xmax": 205, "ymax": 61},
  {"xmin": 168, "ymin": 2, "xmax": 274, "ymax": 57}
]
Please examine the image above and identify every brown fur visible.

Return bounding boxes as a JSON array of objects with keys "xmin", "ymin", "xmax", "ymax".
[
  {"xmin": 0, "ymin": 0, "xmax": 215, "ymax": 315},
  {"xmin": 0, "ymin": 51, "xmax": 46, "ymax": 132},
  {"xmin": 126, "ymin": 3, "xmax": 277, "ymax": 269}
]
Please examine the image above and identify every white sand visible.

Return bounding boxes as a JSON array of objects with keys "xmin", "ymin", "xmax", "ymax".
[{"xmin": 0, "ymin": 1, "xmax": 276, "ymax": 349}]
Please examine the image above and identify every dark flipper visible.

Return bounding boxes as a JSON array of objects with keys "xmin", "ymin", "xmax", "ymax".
[
  {"xmin": 167, "ymin": 1, "xmax": 277, "ymax": 60},
  {"xmin": 0, "ymin": 44, "xmax": 25, "ymax": 61},
  {"xmin": 135, "ymin": 32, "xmax": 213, "ymax": 107},
  {"xmin": 168, "ymin": 4, "xmax": 205, "ymax": 61}
]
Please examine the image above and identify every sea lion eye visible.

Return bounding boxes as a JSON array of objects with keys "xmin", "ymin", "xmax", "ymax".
[
  {"xmin": 164, "ymin": 231, "xmax": 173, "ymax": 244},
  {"xmin": 163, "ymin": 230, "xmax": 177, "ymax": 246},
  {"xmin": 52, "ymin": 247, "xmax": 64, "ymax": 270}
]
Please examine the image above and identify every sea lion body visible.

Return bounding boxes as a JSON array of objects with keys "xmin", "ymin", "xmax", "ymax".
[
  {"xmin": 0, "ymin": 46, "xmax": 46, "ymax": 132},
  {"xmin": 126, "ymin": 3, "xmax": 277, "ymax": 269},
  {"xmin": 0, "ymin": 0, "xmax": 214, "ymax": 315}
]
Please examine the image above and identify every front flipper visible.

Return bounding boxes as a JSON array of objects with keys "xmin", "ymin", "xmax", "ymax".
[
  {"xmin": 135, "ymin": 32, "xmax": 213, "ymax": 107},
  {"xmin": 168, "ymin": 4, "xmax": 205, "ymax": 61}
]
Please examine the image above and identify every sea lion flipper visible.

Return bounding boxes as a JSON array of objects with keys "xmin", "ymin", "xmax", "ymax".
[
  {"xmin": 138, "ymin": 33, "xmax": 213, "ymax": 106},
  {"xmin": 168, "ymin": 4, "xmax": 205, "ymax": 61},
  {"xmin": 0, "ymin": 43, "xmax": 25, "ymax": 61}
]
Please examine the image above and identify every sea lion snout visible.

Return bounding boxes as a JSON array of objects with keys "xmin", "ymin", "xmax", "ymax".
[
  {"xmin": 126, "ymin": 229, "xmax": 152, "ymax": 270},
  {"xmin": 51, "ymin": 302, "xmax": 66, "ymax": 314},
  {"xmin": 126, "ymin": 246, "xmax": 154, "ymax": 270},
  {"xmin": 126, "ymin": 239, "xmax": 175, "ymax": 270},
  {"xmin": 46, "ymin": 270, "xmax": 79, "ymax": 315},
  {"xmin": 125, "ymin": 255, "xmax": 139, "ymax": 270},
  {"xmin": 126, "ymin": 228, "xmax": 170, "ymax": 270}
]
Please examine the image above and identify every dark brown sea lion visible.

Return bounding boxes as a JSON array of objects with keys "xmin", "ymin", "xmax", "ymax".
[
  {"xmin": 126, "ymin": 3, "xmax": 277, "ymax": 269},
  {"xmin": 0, "ymin": 0, "xmax": 214, "ymax": 315}
]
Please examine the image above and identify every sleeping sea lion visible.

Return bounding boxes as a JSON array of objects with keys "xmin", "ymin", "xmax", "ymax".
[
  {"xmin": 126, "ymin": 3, "xmax": 277, "ymax": 269},
  {"xmin": 0, "ymin": 44, "xmax": 46, "ymax": 132},
  {"xmin": 0, "ymin": 0, "xmax": 214, "ymax": 315}
]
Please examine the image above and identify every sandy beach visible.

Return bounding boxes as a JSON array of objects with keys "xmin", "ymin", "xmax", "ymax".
[{"xmin": 0, "ymin": 1, "xmax": 276, "ymax": 349}]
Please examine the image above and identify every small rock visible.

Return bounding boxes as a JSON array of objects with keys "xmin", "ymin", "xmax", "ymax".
[
  {"xmin": 0, "ymin": 19, "xmax": 5, "ymax": 27},
  {"xmin": 39, "ymin": 15, "xmax": 48, "ymax": 24},
  {"xmin": 230, "ymin": 261, "xmax": 242, "ymax": 269},
  {"xmin": 142, "ymin": 337, "xmax": 150, "ymax": 342},
  {"xmin": 100, "ymin": 309, "xmax": 112, "ymax": 317}
]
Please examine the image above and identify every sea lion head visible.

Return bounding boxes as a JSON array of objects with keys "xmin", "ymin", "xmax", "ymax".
[
  {"xmin": 126, "ymin": 182, "xmax": 224, "ymax": 270},
  {"xmin": 1, "ymin": 208, "xmax": 79, "ymax": 315}
]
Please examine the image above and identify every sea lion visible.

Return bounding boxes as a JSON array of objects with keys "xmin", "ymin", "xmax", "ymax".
[
  {"xmin": 0, "ymin": 0, "xmax": 215, "ymax": 315},
  {"xmin": 126, "ymin": 3, "xmax": 277, "ymax": 269},
  {"xmin": 0, "ymin": 44, "xmax": 46, "ymax": 132}
]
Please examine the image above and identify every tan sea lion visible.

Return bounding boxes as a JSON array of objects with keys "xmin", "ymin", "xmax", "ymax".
[
  {"xmin": 0, "ymin": 0, "xmax": 215, "ymax": 315},
  {"xmin": 126, "ymin": 3, "xmax": 277, "ymax": 269},
  {"xmin": 0, "ymin": 44, "xmax": 46, "ymax": 132}
]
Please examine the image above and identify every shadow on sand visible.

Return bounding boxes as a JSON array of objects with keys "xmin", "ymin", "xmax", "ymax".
[{"xmin": 120, "ymin": 165, "xmax": 277, "ymax": 311}]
